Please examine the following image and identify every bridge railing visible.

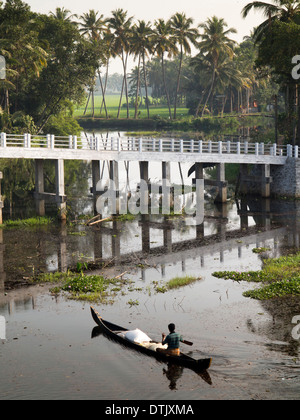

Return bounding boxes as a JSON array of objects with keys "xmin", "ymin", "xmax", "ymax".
[{"xmin": 0, "ymin": 133, "xmax": 298, "ymax": 158}]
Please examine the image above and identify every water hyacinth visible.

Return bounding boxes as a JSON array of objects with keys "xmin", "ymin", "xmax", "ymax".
[{"xmin": 212, "ymin": 252, "xmax": 300, "ymax": 300}]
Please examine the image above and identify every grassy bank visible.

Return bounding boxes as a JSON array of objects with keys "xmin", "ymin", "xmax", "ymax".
[
  {"xmin": 213, "ymin": 252, "xmax": 300, "ymax": 300},
  {"xmin": 76, "ymin": 94, "xmax": 274, "ymax": 133},
  {"xmin": 75, "ymin": 94, "xmax": 189, "ymax": 120},
  {"xmin": 77, "ymin": 114, "xmax": 244, "ymax": 134},
  {"xmin": 1, "ymin": 216, "xmax": 53, "ymax": 228}
]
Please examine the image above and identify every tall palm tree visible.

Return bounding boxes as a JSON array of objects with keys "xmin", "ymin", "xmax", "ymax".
[
  {"xmin": 99, "ymin": 29, "xmax": 115, "ymax": 116},
  {"xmin": 242, "ymin": 0, "xmax": 300, "ymax": 41},
  {"xmin": 49, "ymin": 7, "xmax": 77, "ymax": 23},
  {"xmin": 79, "ymin": 10, "xmax": 106, "ymax": 41},
  {"xmin": 170, "ymin": 13, "xmax": 199, "ymax": 119},
  {"xmin": 153, "ymin": 18, "xmax": 178, "ymax": 119},
  {"xmin": 108, "ymin": 9, "xmax": 133, "ymax": 119},
  {"xmin": 198, "ymin": 16, "xmax": 237, "ymax": 116},
  {"xmin": 131, "ymin": 20, "xmax": 154, "ymax": 119},
  {"xmin": 79, "ymin": 10, "xmax": 108, "ymax": 118}
]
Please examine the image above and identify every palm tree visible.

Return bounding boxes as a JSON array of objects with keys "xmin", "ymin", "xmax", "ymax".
[
  {"xmin": 242, "ymin": 0, "xmax": 300, "ymax": 41},
  {"xmin": 130, "ymin": 20, "xmax": 154, "ymax": 119},
  {"xmin": 198, "ymin": 16, "xmax": 237, "ymax": 116},
  {"xmin": 153, "ymin": 18, "xmax": 178, "ymax": 119},
  {"xmin": 79, "ymin": 10, "xmax": 106, "ymax": 41},
  {"xmin": 79, "ymin": 10, "xmax": 108, "ymax": 118},
  {"xmin": 170, "ymin": 13, "xmax": 199, "ymax": 119},
  {"xmin": 100, "ymin": 29, "xmax": 115, "ymax": 116},
  {"xmin": 49, "ymin": 7, "xmax": 77, "ymax": 23},
  {"xmin": 108, "ymin": 9, "xmax": 133, "ymax": 119}
]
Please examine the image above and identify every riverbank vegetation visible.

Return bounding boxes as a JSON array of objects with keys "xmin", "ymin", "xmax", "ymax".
[{"xmin": 213, "ymin": 252, "xmax": 300, "ymax": 300}]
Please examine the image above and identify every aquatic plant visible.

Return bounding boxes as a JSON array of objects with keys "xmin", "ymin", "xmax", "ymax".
[
  {"xmin": 212, "ymin": 252, "xmax": 300, "ymax": 300},
  {"xmin": 166, "ymin": 276, "xmax": 200, "ymax": 289},
  {"xmin": 1, "ymin": 216, "xmax": 53, "ymax": 228}
]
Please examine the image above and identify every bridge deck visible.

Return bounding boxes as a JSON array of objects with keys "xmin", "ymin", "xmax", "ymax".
[{"xmin": 0, "ymin": 133, "xmax": 297, "ymax": 165}]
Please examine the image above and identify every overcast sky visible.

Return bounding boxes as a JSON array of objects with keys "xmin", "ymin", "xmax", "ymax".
[{"xmin": 23, "ymin": 0, "xmax": 264, "ymax": 73}]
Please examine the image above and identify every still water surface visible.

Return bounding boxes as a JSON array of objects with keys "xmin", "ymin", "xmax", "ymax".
[{"xmin": 1, "ymin": 195, "xmax": 300, "ymax": 400}]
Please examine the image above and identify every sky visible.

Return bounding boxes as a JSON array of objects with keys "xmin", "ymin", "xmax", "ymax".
[{"xmin": 22, "ymin": 0, "xmax": 264, "ymax": 73}]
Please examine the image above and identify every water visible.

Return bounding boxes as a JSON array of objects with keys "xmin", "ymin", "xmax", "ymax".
[{"xmin": 0, "ymin": 140, "xmax": 300, "ymax": 399}]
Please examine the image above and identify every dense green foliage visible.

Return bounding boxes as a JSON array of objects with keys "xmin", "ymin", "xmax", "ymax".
[
  {"xmin": 0, "ymin": 0, "xmax": 103, "ymax": 134},
  {"xmin": 213, "ymin": 252, "xmax": 300, "ymax": 300}
]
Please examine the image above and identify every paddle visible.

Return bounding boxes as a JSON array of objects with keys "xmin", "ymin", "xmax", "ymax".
[{"xmin": 182, "ymin": 339, "xmax": 193, "ymax": 346}]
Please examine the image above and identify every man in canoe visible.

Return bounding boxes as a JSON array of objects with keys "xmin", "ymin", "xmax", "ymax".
[{"xmin": 157, "ymin": 323, "xmax": 183, "ymax": 356}]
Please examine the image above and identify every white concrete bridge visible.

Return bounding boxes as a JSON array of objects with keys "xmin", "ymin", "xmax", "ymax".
[
  {"xmin": 0, "ymin": 132, "xmax": 297, "ymax": 164},
  {"xmin": 1, "ymin": 132, "xmax": 299, "ymax": 219}
]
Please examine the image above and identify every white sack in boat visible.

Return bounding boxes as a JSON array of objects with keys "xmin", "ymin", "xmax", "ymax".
[{"xmin": 124, "ymin": 329, "xmax": 152, "ymax": 344}]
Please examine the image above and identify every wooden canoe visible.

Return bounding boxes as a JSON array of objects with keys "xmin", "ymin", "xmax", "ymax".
[{"xmin": 90, "ymin": 306, "xmax": 212, "ymax": 372}]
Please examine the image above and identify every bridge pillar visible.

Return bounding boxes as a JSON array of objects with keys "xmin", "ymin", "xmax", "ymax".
[
  {"xmin": 92, "ymin": 160, "xmax": 100, "ymax": 213},
  {"xmin": 195, "ymin": 163, "xmax": 205, "ymax": 238},
  {"xmin": 35, "ymin": 159, "xmax": 66, "ymax": 220},
  {"xmin": 261, "ymin": 164, "xmax": 271, "ymax": 198},
  {"xmin": 215, "ymin": 163, "xmax": 227, "ymax": 203},
  {"xmin": 35, "ymin": 159, "xmax": 45, "ymax": 216},
  {"xmin": 162, "ymin": 161, "xmax": 171, "ymax": 214},
  {"xmin": 109, "ymin": 160, "xmax": 119, "ymax": 215},
  {"xmin": 139, "ymin": 161, "xmax": 149, "ymax": 214},
  {"xmin": 55, "ymin": 159, "xmax": 67, "ymax": 220}
]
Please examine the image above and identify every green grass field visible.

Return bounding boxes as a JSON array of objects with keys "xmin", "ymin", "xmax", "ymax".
[{"xmin": 75, "ymin": 94, "xmax": 189, "ymax": 119}]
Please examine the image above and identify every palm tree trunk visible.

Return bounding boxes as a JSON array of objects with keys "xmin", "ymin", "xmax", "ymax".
[
  {"xmin": 117, "ymin": 76, "xmax": 125, "ymax": 119},
  {"xmin": 4, "ymin": 89, "xmax": 10, "ymax": 114},
  {"xmin": 174, "ymin": 47, "xmax": 183, "ymax": 120},
  {"xmin": 92, "ymin": 88, "xmax": 95, "ymax": 118},
  {"xmin": 135, "ymin": 54, "xmax": 141, "ymax": 119},
  {"xmin": 100, "ymin": 60, "xmax": 109, "ymax": 116},
  {"xmin": 98, "ymin": 70, "xmax": 108, "ymax": 118},
  {"xmin": 195, "ymin": 87, "xmax": 208, "ymax": 117},
  {"xmin": 142, "ymin": 52, "xmax": 150, "ymax": 119},
  {"xmin": 84, "ymin": 91, "xmax": 91, "ymax": 115},
  {"xmin": 161, "ymin": 53, "xmax": 172, "ymax": 120},
  {"xmin": 122, "ymin": 51, "xmax": 130, "ymax": 119},
  {"xmin": 201, "ymin": 65, "xmax": 216, "ymax": 117}
]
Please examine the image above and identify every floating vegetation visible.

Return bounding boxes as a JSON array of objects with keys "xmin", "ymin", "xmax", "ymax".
[
  {"xmin": 166, "ymin": 275, "xmax": 200, "ymax": 289},
  {"xmin": 213, "ymin": 252, "xmax": 300, "ymax": 300},
  {"xmin": 252, "ymin": 247, "xmax": 271, "ymax": 254},
  {"xmin": 33, "ymin": 270, "xmax": 131, "ymax": 304},
  {"xmin": 154, "ymin": 276, "xmax": 201, "ymax": 293},
  {"xmin": 127, "ymin": 299, "xmax": 139, "ymax": 307}
]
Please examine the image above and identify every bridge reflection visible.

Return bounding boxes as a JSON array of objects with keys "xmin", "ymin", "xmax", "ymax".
[{"xmin": 1, "ymin": 198, "xmax": 300, "ymax": 316}]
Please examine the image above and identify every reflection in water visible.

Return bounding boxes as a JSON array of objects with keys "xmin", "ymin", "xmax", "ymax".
[
  {"xmin": 163, "ymin": 363, "xmax": 184, "ymax": 390},
  {"xmin": 1, "ymin": 197, "xmax": 300, "ymax": 365}
]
